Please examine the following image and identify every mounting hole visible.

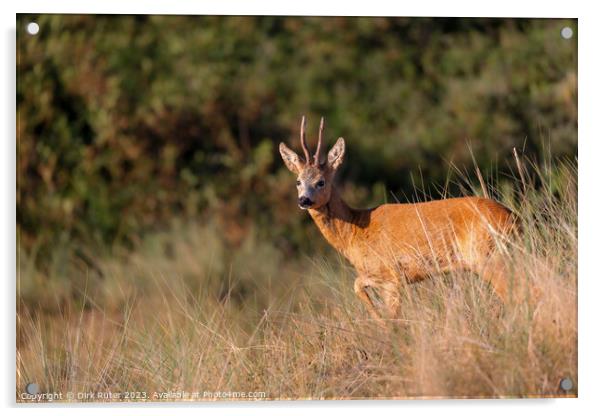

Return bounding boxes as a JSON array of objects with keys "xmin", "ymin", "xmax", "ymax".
[
  {"xmin": 26, "ymin": 22, "xmax": 39, "ymax": 36},
  {"xmin": 559, "ymin": 377, "xmax": 574, "ymax": 391},
  {"xmin": 560, "ymin": 26, "xmax": 573, "ymax": 40},
  {"xmin": 25, "ymin": 382, "xmax": 40, "ymax": 395}
]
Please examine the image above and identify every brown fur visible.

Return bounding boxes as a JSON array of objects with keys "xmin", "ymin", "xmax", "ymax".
[{"xmin": 280, "ymin": 118, "xmax": 517, "ymax": 320}]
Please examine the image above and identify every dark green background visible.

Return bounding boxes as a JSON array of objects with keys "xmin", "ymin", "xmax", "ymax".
[{"xmin": 17, "ymin": 15, "xmax": 577, "ymax": 261}]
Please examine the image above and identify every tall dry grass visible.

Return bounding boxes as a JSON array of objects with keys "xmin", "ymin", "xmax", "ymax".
[{"xmin": 17, "ymin": 157, "xmax": 577, "ymax": 401}]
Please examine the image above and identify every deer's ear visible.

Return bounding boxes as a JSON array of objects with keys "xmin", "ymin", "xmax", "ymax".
[
  {"xmin": 279, "ymin": 142, "xmax": 303, "ymax": 174},
  {"xmin": 327, "ymin": 137, "xmax": 345, "ymax": 171}
]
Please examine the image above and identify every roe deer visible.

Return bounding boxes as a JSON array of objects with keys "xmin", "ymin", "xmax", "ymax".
[{"xmin": 279, "ymin": 116, "xmax": 518, "ymax": 320}]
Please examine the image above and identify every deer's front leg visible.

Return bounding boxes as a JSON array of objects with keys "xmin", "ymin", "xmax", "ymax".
[
  {"xmin": 380, "ymin": 280, "xmax": 401, "ymax": 319},
  {"xmin": 353, "ymin": 275, "xmax": 382, "ymax": 321}
]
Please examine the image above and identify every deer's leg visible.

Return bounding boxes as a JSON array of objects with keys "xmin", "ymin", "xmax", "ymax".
[
  {"xmin": 479, "ymin": 255, "xmax": 509, "ymax": 302},
  {"xmin": 481, "ymin": 260, "xmax": 528, "ymax": 306},
  {"xmin": 380, "ymin": 280, "xmax": 401, "ymax": 319},
  {"xmin": 353, "ymin": 276, "xmax": 381, "ymax": 320},
  {"xmin": 480, "ymin": 254, "xmax": 542, "ymax": 304}
]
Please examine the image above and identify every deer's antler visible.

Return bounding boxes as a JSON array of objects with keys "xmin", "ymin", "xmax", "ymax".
[
  {"xmin": 299, "ymin": 115, "xmax": 311, "ymax": 164},
  {"xmin": 314, "ymin": 117, "xmax": 324, "ymax": 166}
]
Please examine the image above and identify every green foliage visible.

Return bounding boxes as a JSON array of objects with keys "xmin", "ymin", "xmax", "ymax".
[{"xmin": 17, "ymin": 15, "xmax": 577, "ymax": 258}]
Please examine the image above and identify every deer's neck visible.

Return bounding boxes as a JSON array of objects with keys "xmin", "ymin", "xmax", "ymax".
[{"xmin": 308, "ymin": 189, "xmax": 367, "ymax": 256}]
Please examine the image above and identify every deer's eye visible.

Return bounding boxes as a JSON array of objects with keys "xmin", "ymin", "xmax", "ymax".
[
  {"xmin": 316, "ymin": 179, "xmax": 325, "ymax": 189},
  {"xmin": 296, "ymin": 180, "xmax": 301, "ymax": 186}
]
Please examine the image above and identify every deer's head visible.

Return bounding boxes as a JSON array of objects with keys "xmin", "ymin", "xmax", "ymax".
[{"xmin": 279, "ymin": 116, "xmax": 345, "ymax": 210}]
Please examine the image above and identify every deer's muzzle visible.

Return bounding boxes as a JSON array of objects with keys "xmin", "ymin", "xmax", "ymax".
[{"xmin": 298, "ymin": 196, "xmax": 314, "ymax": 209}]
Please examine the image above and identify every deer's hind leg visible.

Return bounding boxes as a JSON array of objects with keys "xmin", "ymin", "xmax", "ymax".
[
  {"xmin": 459, "ymin": 229, "xmax": 511, "ymax": 303},
  {"xmin": 479, "ymin": 254, "xmax": 541, "ymax": 304},
  {"xmin": 479, "ymin": 256, "xmax": 509, "ymax": 302}
]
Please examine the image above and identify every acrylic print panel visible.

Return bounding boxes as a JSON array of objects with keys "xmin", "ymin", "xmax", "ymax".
[{"xmin": 16, "ymin": 14, "xmax": 577, "ymax": 402}]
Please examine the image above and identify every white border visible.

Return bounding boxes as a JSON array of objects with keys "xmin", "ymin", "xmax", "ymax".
[{"xmin": 3, "ymin": 1, "xmax": 601, "ymax": 415}]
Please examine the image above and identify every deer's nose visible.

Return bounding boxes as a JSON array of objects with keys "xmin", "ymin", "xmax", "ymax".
[{"xmin": 298, "ymin": 196, "xmax": 313, "ymax": 209}]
